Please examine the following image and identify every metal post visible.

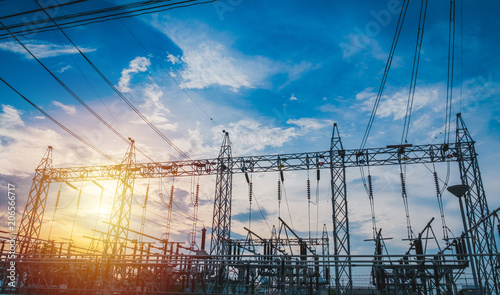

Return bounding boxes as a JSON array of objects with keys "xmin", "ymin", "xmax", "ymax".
[
  {"xmin": 456, "ymin": 113, "xmax": 500, "ymax": 294},
  {"xmin": 329, "ymin": 123, "xmax": 352, "ymax": 294},
  {"xmin": 17, "ymin": 146, "xmax": 53, "ymax": 254}
]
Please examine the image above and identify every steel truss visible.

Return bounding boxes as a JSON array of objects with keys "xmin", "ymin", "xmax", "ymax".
[{"xmin": 5, "ymin": 113, "xmax": 498, "ymax": 294}]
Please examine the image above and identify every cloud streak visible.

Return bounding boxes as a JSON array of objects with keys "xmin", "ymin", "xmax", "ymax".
[
  {"xmin": 52, "ymin": 101, "xmax": 77, "ymax": 115},
  {"xmin": 0, "ymin": 40, "xmax": 95, "ymax": 59}
]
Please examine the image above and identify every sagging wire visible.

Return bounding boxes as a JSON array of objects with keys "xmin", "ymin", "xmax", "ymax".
[
  {"xmin": 367, "ymin": 169, "xmax": 378, "ymax": 240},
  {"xmin": 280, "ymin": 172, "xmax": 295, "ymax": 231},
  {"xmin": 48, "ymin": 182, "xmax": 63, "ymax": 241},
  {"xmin": 139, "ymin": 180, "xmax": 150, "ymax": 243},
  {"xmin": 400, "ymin": 0, "xmax": 429, "ymax": 144},
  {"xmin": 433, "ymin": 164, "xmax": 451, "ymax": 244},
  {"xmin": 444, "ymin": 0, "xmax": 457, "ymax": 145},
  {"xmin": 69, "ymin": 183, "xmax": 83, "ymax": 245}
]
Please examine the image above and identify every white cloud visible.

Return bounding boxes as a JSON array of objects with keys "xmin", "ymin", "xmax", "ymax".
[
  {"xmin": 340, "ymin": 32, "xmax": 388, "ymax": 62},
  {"xmin": 287, "ymin": 118, "xmax": 333, "ymax": 131},
  {"xmin": 150, "ymin": 18, "xmax": 315, "ymax": 92},
  {"xmin": 178, "ymin": 42, "xmax": 252, "ymax": 91},
  {"xmin": 166, "ymin": 53, "xmax": 180, "ymax": 64},
  {"xmin": 117, "ymin": 56, "xmax": 151, "ymax": 93},
  {"xmin": 219, "ymin": 119, "xmax": 298, "ymax": 154},
  {"xmin": 356, "ymin": 86, "xmax": 440, "ymax": 120},
  {"xmin": 289, "ymin": 93, "xmax": 298, "ymax": 101},
  {"xmin": 135, "ymin": 83, "xmax": 177, "ymax": 131},
  {"xmin": 58, "ymin": 65, "xmax": 72, "ymax": 73},
  {"xmin": 0, "ymin": 105, "xmax": 61, "ymax": 176},
  {"xmin": 0, "ymin": 40, "xmax": 95, "ymax": 59},
  {"xmin": 0, "ymin": 105, "xmax": 24, "ymax": 128},
  {"xmin": 52, "ymin": 101, "xmax": 77, "ymax": 115}
]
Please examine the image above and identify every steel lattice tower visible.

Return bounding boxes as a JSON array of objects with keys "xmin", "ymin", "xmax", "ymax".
[
  {"xmin": 210, "ymin": 131, "xmax": 233, "ymax": 256},
  {"xmin": 329, "ymin": 123, "xmax": 353, "ymax": 294},
  {"xmin": 209, "ymin": 131, "xmax": 232, "ymax": 293},
  {"xmin": 104, "ymin": 139, "xmax": 136, "ymax": 255},
  {"xmin": 17, "ymin": 146, "xmax": 53, "ymax": 254},
  {"xmin": 456, "ymin": 113, "xmax": 500, "ymax": 294}
]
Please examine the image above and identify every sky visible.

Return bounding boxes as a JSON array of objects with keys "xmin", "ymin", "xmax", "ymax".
[{"xmin": 1, "ymin": 0, "xmax": 500, "ymax": 286}]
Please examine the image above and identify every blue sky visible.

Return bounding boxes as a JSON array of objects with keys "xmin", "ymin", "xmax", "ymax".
[{"xmin": 1, "ymin": 0, "xmax": 500, "ymax": 285}]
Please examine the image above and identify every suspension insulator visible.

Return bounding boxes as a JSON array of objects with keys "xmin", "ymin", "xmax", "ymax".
[
  {"xmin": 280, "ymin": 170, "xmax": 284, "ymax": 182},
  {"xmin": 433, "ymin": 171, "xmax": 440, "ymax": 195},
  {"xmin": 76, "ymin": 190, "xmax": 82, "ymax": 207},
  {"xmin": 55, "ymin": 190, "xmax": 61, "ymax": 208},
  {"xmin": 145, "ymin": 186, "xmax": 150, "ymax": 207},
  {"xmin": 317, "ymin": 169, "xmax": 320, "ymax": 181},
  {"xmin": 368, "ymin": 174, "xmax": 373, "ymax": 197},
  {"xmin": 249, "ymin": 182, "xmax": 253, "ymax": 203},
  {"xmin": 278, "ymin": 180, "xmax": 281, "ymax": 202},
  {"xmin": 245, "ymin": 172, "xmax": 250, "ymax": 184},
  {"xmin": 195, "ymin": 184, "xmax": 200, "ymax": 205},
  {"xmin": 400, "ymin": 172, "xmax": 407, "ymax": 195},
  {"xmin": 307, "ymin": 179, "xmax": 311, "ymax": 201},
  {"xmin": 170, "ymin": 185, "xmax": 174, "ymax": 205}
]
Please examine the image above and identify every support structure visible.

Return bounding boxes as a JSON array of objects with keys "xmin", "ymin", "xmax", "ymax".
[
  {"xmin": 209, "ymin": 131, "xmax": 232, "ymax": 293},
  {"xmin": 455, "ymin": 113, "xmax": 500, "ymax": 294},
  {"xmin": 321, "ymin": 224, "xmax": 331, "ymax": 289},
  {"xmin": 7, "ymin": 115, "xmax": 498, "ymax": 295},
  {"xmin": 104, "ymin": 139, "xmax": 136, "ymax": 255},
  {"xmin": 210, "ymin": 131, "xmax": 233, "ymax": 256},
  {"xmin": 17, "ymin": 146, "xmax": 53, "ymax": 254},
  {"xmin": 330, "ymin": 123, "xmax": 352, "ymax": 294}
]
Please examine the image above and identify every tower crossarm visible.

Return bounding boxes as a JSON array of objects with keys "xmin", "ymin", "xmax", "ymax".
[{"xmin": 43, "ymin": 142, "xmax": 463, "ymax": 182}]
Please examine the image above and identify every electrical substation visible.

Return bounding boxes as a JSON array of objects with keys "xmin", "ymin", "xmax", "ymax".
[{"xmin": 0, "ymin": 0, "xmax": 499, "ymax": 294}]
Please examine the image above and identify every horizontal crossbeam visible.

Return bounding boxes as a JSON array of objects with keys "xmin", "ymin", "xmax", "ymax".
[{"xmin": 45, "ymin": 142, "xmax": 465, "ymax": 182}]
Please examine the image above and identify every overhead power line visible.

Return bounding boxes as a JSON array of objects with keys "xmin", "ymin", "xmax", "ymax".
[
  {"xmin": 0, "ymin": 0, "xmax": 88, "ymax": 20},
  {"xmin": 0, "ymin": 75, "xmax": 118, "ymax": 164},
  {"xmin": 359, "ymin": 0, "xmax": 410, "ymax": 149},
  {"xmin": 116, "ymin": 18, "xmax": 218, "ymax": 126},
  {"xmin": 0, "ymin": 0, "xmax": 217, "ymax": 39},
  {"xmin": 34, "ymin": 0, "xmax": 192, "ymax": 161}
]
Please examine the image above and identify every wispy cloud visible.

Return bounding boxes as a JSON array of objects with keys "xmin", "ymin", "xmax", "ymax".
[
  {"xmin": 117, "ymin": 56, "xmax": 151, "ymax": 93},
  {"xmin": 150, "ymin": 17, "xmax": 315, "ymax": 92},
  {"xmin": 287, "ymin": 118, "xmax": 333, "ymax": 131},
  {"xmin": 52, "ymin": 101, "xmax": 77, "ymax": 115},
  {"xmin": 178, "ymin": 42, "xmax": 252, "ymax": 91},
  {"xmin": 58, "ymin": 65, "xmax": 72, "ymax": 73},
  {"xmin": 136, "ymin": 83, "xmax": 177, "ymax": 131},
  {"xmin": 219, "ymin": 119, "xmax": 298, "ymax": 154},
  {"xmin": 0, "ymin": 40, "xmax": 95, "ymax": 59},
  {"xmin": 356, "ymin": 86, "xmax": 441, "ymax": 120}
]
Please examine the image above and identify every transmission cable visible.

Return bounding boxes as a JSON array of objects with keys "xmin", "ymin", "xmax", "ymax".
[
  {"xmin": 0, "ymin": 0, "xmax": 218, "ymax": 39},
  {"xmin": 0, "ymin": 20, "xmax": 137, "ymax": 154},
  {"xmin": 113, "ymin": 16, "xmax": 218, "ymax": 126},
  {"xmin": 359, "ymin": 0, "xmax": 410, "ymax": 149},
  {"xmin": 401, "ymin": 0, "xmax": 429, "ymax": 144},
  {"xmin": 0, "ymin": 0, "xmax": 88, "ymax": 20},
  {"xmin": 34, "ymin": 0, "xmax": 191, "ymax": 161},
  {"xmin": 444, "ymin": 0, "xmax": 456, "ymax": 144},
  {"xmin": 0, "ymin": 76, "xmax": 118, "ymax": 163}
]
